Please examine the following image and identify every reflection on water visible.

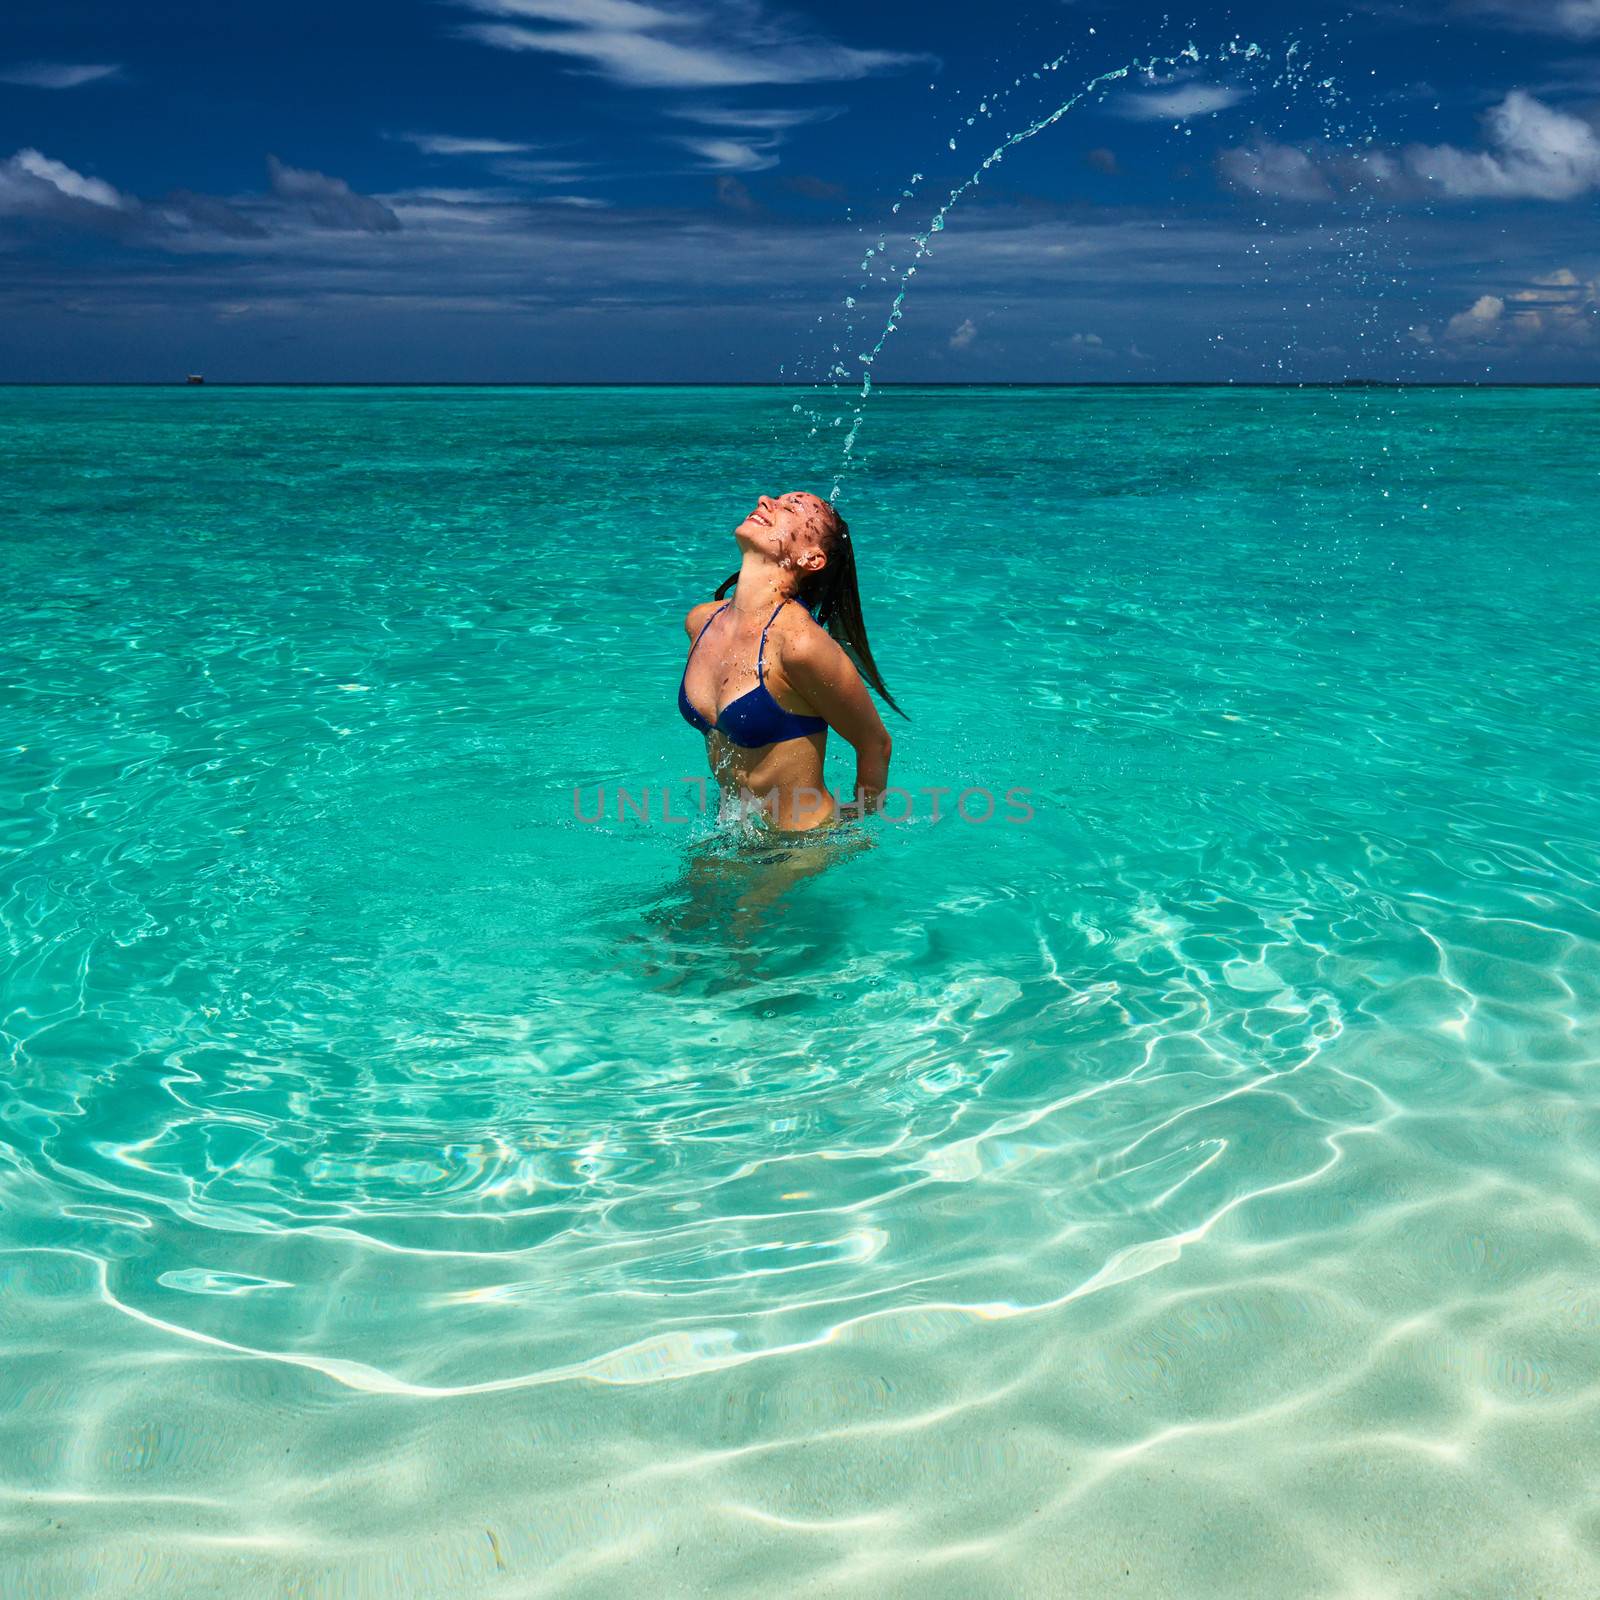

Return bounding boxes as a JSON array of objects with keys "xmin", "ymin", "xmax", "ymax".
[
  {"xmin": 3, "ymin": 385, "xmax": 1600, "ymax": 1595},
  {"xmin": 632, "ymin": 819, "xmax": 875, "ymax": 986}
]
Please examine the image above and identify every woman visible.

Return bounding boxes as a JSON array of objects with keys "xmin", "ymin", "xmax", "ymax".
[{"xmin": 678, "ymin": 491, "xmax": 902, "ymax": 832}]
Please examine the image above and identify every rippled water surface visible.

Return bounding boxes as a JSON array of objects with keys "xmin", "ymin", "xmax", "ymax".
[{"xmin": 4, "ymin": 384, "xmax": 1600, "ymax": 1596}]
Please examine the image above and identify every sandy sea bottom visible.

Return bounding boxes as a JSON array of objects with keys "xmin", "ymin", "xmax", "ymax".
[{"xmin": 2, "ymin": 385, "xmax": 1599, "ymax": 1596}]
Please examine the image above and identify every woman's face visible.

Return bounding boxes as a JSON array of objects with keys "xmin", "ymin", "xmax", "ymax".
[{"xmin": 736, "ymin": 491, "xmax": 833, "ymax": 572}]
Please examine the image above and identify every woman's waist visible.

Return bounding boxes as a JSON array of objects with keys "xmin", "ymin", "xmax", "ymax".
[
  {"xmin": 708, "ymin": 739, "xmax": 825, "ymax": 791},
  {"xmin": 710, "ymin": 771, "xmax": 837, "ymax": 830}
]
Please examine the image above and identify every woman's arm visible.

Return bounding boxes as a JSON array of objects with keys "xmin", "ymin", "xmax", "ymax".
[{"xmin": 779, "ymin": 621, "xmax": 893, "ymax": 817}]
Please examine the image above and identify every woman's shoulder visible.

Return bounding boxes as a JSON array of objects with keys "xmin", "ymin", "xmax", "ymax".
[
  {"xmin": 683, "ymin": 599, "xmax": 723, "ymax": 638},
  {"xmin": 770, "ymin": 602, "xmax": 842, "ymax": 669}
]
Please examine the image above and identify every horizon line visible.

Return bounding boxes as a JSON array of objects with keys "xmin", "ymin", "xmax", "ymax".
[{"xmin": 4, "ymin": 380, "xmax": 1599, "ymax": 391}]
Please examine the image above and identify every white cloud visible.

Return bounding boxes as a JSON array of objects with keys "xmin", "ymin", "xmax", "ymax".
[
  {"xmin": 397, "ymin": 133, "xmax": 536, "ymax": 156},
  {"xmin": 1222, "ymin": 93, "xmax": 1600, "ymax": 205},
  {"xmin": 1513, "ymin": 265, "xmax": 1582, "ymax": 300},
  {"xmin": 1408, "ymin": 91, "xmax": 1600, "ymax": 200},
  {"xmin": 14, "ymin": 149, "xmax": 125, "ymax": 207},
  {"xmin": 671, "ymin": 105, "xmax": 838, "ymax": 132},
  {"xmin": 1218, "ymin": 140, "xmax": 1334, "ymax": 201},
  {"xmin": 382, "ymin": 186, "xmax": 521, "ymax": 204},
  {"xmin": 457, "ymin": 0, "xmax": 927, "ymax": 90},
  {"xmin": 1466, "ymin": 0, "xmax": 1600, "ymax": 39},
  {"xmin": 668, "ymin": 104, "xmax": 837, "ymax": 172},
  {"xmin": 0, "ymin": 148, "xmax": 128, "ymax": 213},
  {"xmin": 489, "ymin": 155, "xmax": 593, "ymax": 184},
  {"xmin": 949, "ymin": 317, "xmax": 977, "ymax": 349},
  {"xmin": 1117, "ymin": 84, "xmax": 1247, "ymax": 121},
  {"xmin": 1065, "ymin": 331, "xmax": 1104, "ymax": 348},
  {"xmin": 464, "ymin": 21, "xmax": 916, "ymax": 87},
  {"xmin": 1438, "ymin": 269, "xmax": 1599, "ymax": 344},
  {"xmin": 681, "ymin": 136, "xmax": 778, "ymax": 172},
  {"xmin": 458, "ymin": 0, "xmax": 680, "ymax": 25},
  {"xmin": 0, "ymin": 62, "xmax": 120, "ymax": 89},
  {"xmin": 0, "ymin": 148, "xmax": 278, "ymax": 252},
  {"xmin": 0, "ymin": 64, "xmax": 116, "ymax": 90},
  {"xmin": 1349, "ymin": 149, "xmax": 1414, "ymax": 194},
  {"xmin": 1445, "ymin": 293, "xmax": 1505, "ymax": 339}
]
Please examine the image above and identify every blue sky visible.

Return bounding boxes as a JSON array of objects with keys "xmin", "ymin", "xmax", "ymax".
[{"xmin": 2, "ymin": 0, "xmax": 1597, "ymax": 381}]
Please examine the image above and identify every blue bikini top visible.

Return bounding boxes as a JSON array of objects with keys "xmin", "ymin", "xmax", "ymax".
[{"xmin": 678, "ymin": 599, "xmax": 829, "ymax": 749}]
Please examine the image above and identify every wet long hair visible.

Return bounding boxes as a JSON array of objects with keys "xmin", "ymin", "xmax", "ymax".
[{"xmin": 714, "ymin": 503, "xmax": 905, "ymax": 718}]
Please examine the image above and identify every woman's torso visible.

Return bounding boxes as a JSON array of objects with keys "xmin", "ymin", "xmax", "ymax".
[{"xmin": 679, "ymin": 601, "xmax": 837, "ymax": 832}]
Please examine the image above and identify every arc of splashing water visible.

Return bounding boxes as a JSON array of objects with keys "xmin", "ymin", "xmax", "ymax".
[{"xmin": 823, "ymin": 38, "xmax": 1301, "ymax": 500}]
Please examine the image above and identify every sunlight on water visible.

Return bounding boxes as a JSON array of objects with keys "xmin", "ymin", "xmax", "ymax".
[{"xmin": 3, "ymin": 384, "xmax": 1600, "ymax": 1594}]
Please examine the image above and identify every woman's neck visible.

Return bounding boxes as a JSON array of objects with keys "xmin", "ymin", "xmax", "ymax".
[{"xmin": 728, "ymin": 551, "xmax": 796, "ymax": 617}]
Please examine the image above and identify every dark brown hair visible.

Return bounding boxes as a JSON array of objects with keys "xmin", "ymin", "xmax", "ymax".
[{"xmin": 715, "ymin": 503, "xmax": 905, "ymax": 718}]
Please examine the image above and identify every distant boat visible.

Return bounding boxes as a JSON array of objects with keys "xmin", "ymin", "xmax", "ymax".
[{"xmin": 186, "ymin": 373, "xmax": 205, "ymax": 385}]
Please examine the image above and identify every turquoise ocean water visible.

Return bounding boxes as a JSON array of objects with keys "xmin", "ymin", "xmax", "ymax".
[{"xmin": 4, "ymin": 384, "xmax": 1600, "ymax": 1595}]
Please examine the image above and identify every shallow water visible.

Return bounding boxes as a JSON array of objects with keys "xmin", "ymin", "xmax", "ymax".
[{"xmin": 3, "ymin": 384, "xmax": 1600, "ymax": 1595}]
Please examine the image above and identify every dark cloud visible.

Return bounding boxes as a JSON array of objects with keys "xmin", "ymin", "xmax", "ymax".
[
  {"xmin": 266, "ymin": 156, "xmax": 401, "ymax": 233},
  {"xmin": 1084, "ymin": 147, "xmax": 1120, "ymax": 177},
  {"xmin": 781, "ymin": 174, "xmax": 845, "ymax": 201},
  {"xmin": 3, "ymin": 148, "xmax": 394, "ymax": 242},
  {"xmin": 162, "ymin": 189, "xmax": 269, "ymax": 239},
  {"xmin": 6, "ymin": 192, "xmax": 1599, "ymax": 381},
  {"xmin": 714, "ymin": 174, "xmax": 759, "ymax": 213}
]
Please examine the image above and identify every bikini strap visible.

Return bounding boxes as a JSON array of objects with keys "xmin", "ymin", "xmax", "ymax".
[
  {"xmin": 757, "ymin": 600, "xmax": 789, "ymax": 683},
  {"xmin": 687, "ymin": 600, "xmax": 731, "ymax": 662}
]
